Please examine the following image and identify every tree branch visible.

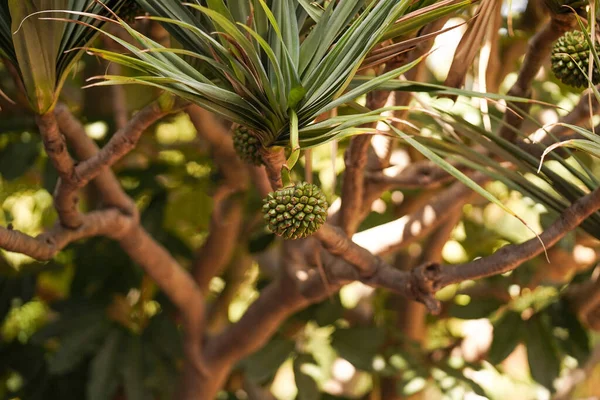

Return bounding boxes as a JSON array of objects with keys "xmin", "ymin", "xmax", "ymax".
[
  {"xmin": 187, "ymin": 105, "xmax": 248, "ymax": 289},
  {"xmin": 433, "ymin": 186, "xmax": 600, "ymax": 288},
  {"xmin": 0, "ymin": 209, "xmax": 133, "ymax": 260},
  {"xmin": 315, "ymin": 224, "xmax": 441, "ymax": 310},
  {"xmin": 318, "ymin": 184, "xmax": 600, "ymax": 314},
  {"xmin": 206, "ymin": 251, "xmax": 254, "ymax": 333},
  {"xmin": 259, "ymin": 146, "xmax": 287, "ymax": 190},
  {"xmin": 187, "ymin": 105, "xmax": 249, "ymax": 192},
  {"xmin": 55, "ymin": 104, "xmax": 208, "ymax": 381},
  {"xmin": 39, "ymin": 100, "xmax": 172, "ymax": 231},
  {"xmin": 119, "ymin": 224, "xmax": 208, "ymax": 380},
  {"xmin": 199, "ymin": 236, "xmax": 451, "ymax": 398},
  {"xmin": 365, "ymin": 159, "xmax": 465, "ymax": 190},
  {"xmin": 36, "ymin": 112, "xmax": 82, "ymax": 228},
  {"xmin": 499, "ymin": 14, "xmax": 574, "ymax": 141},
  {"xmin": 202, "ymin": 248, "xmax": 365, "ymax": 396},
  {"xmin": 54, "ymin": 103, "xmax": 137, "ymax": 216},
  {"xmin": 189, "ymin": 184, "xmax": 600, "ymax": 398},
  {"xmin": 75, "ymin": 100, "xmax": 173, "ymax": 183},
  {"xmin": 119, "ymin": 224, "xmax": 204, "ymax": 331},
  {"xmin": 339, "ymin": 89, "xmax": 393, "ymax": 236},
  {"xmin": 102, "ymin": 34, "xmax": 129, "ymax": 130},
  {"xmin": 315, "ymin": 223, "xmax": 387, "ymax": 276},
  {"xmin": 519, "ymin": 85, "xmax": 600, "ymax": 157},
  {"xmin": 192, "ymin": 195, "xmax": 244, "ymax": 291}
]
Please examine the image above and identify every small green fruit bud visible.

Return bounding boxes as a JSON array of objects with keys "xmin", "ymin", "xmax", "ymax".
[
  {"xmin": 551, "ymin": 30, "xmax": 600, "ymax": 88},
  {"xmin": 262, "ymin": 182, "xmax": 328, "ymax": 239},
  {"xmin": 233, "ymin": 126, "xmax": 263, "ymax": 165}
]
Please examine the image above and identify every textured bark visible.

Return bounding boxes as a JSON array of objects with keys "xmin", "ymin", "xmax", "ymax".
[
  {"xmin": 36, "ymin": 112, "xmax": 81, "ymax": 228},
  {"xmin": 54, "ymin": 104, "xmax": 136, "ymax": 215}
]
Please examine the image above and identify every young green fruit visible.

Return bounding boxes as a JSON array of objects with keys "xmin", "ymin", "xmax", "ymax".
[
  {"xmin": 551, "ymin": 30, "xmax": 600, "ymax": 88},
  {"xmin": 262, "ymin": 182, "xmax": 328, "ymax": 239},
  {"xmin": 233, "ymin": 126, "xmax": 263, "ymax": 166}
]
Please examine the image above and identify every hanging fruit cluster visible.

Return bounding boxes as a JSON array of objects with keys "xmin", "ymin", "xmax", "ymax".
[
  {"xmin": 233, "ymin": 119, "xmax": 329, "ymax": 240},
  {"xmin": 233, "ymin": 126, "xmax": 263, "ymax": 166},
  {"xmin": 262, "ymin": 182, "xmax": 328, "ymax": 240},
  {"xmin": 551, "ymin": 30, "xmax": 600, "ymax": 88}
]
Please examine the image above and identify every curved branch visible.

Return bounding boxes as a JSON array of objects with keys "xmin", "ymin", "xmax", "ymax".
[
  {"xmin": 54, "ymin": 104, "xmax": 137, "ymax": 216},
  {"xmin": 75, "ymin": 100, "xmax": 172, "ymax": 183},
  {"xmin": 36, "ymin": 112, "xmax": 82, "ymax": 228},
  {"xmin": 39, "ymin": 101, "xmax": 172, "ymax": 230},
  {"xmin": 192, "ymin": 196, "xmax": 244, "ymax": 291},
  {"xmin": 55, "ymin": 104, "xmax": 207, "ymax": 381},
  {"xmin": 434, "ymin": 186, "xmax": 600, "ymax": 288},
  {"xmin": 0, "ymin": 209, "xmax": 133, "ymax": 261},
  {"xmin": 339, "ymin": 89, "xmax": 393, "ymax": 236}
]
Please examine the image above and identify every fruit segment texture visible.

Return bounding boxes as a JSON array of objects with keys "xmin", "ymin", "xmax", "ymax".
[
  {"xmin": 262, "ymin": 182, "xmax": 328, "ymax": 239},
  {"xmin": 551, "ymin": 30, "xmax": 600, "ymax": 88}
]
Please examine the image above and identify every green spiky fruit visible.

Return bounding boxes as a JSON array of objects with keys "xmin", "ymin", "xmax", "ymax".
[
  {"xmin": 117, "ymin": 1, "xmax": 144, "ymax": 23},
  {"xmin": 544, "ymin": 0, "xmax": 587, "ymax": 14},
  {"xmin": 262, "ymin": 182, "xmax": 328, "ymax": 240},
  {"xmin": 233, "ymin": 126, "xmax": 263, "ymax": 165},
  {"xmin": 551, "ymin": 30, "xmax": 600, "ymax": 88}
]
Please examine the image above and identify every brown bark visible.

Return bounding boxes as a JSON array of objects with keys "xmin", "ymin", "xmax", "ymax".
[
  {"xmin": 339, "ymin": 90, "xmax": 392, "ymax": 236},
  {"xmin": 499, "ymin": 14, "xmax": 574, "ymax": 141},
  {"xmin": 54, "ymin": 104, "xmax": 136, "ymax": 215},
  {"xmin": 187, "ymin": 105, "xmax": 248, "ymax": 290},
  {"xmin": 192, "ymin": 196, "xmax": 244, "ymax": 291},
  {"xmin": 259, "ymin": 146, "xmax": 287, "ymax": 190},
  {"xmin": 36, "ymin": 112, "xmax": 82, "ymax": 228},
  {"xmin": 436, "ymin": 187, "xmax": 600, "ymax": 287},
  {"xmin": 53, "ymin": 104, "xmax": 208, "ymax": 393}
]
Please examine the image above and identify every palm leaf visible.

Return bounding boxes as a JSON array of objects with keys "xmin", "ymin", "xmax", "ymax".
[
  {"xmin": 0, "ymin": 0, "xmax": 16, "ymax": 62},
  {"xmin": 390, "ymin": 94, "xmax": 600, "ymax": 239},
  {"xmin": 83, "ymin": 0, "xmax": 453, "ymax": 150},
  {"xmin": 4, "ymin": 0, "xmax": 129, "ymax": 113}
]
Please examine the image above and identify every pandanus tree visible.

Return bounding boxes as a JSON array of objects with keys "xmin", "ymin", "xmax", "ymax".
[
  {"xmin": 82, "ymin": 0, "xmax": 464, "ymax": 239},
  {"xmin": 88, "ymin": 0, "xmax": 531, "ymax": 243},
  {"xmin": 3, "ymin": 0, "xmax": 600, "ymax": 399}
]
